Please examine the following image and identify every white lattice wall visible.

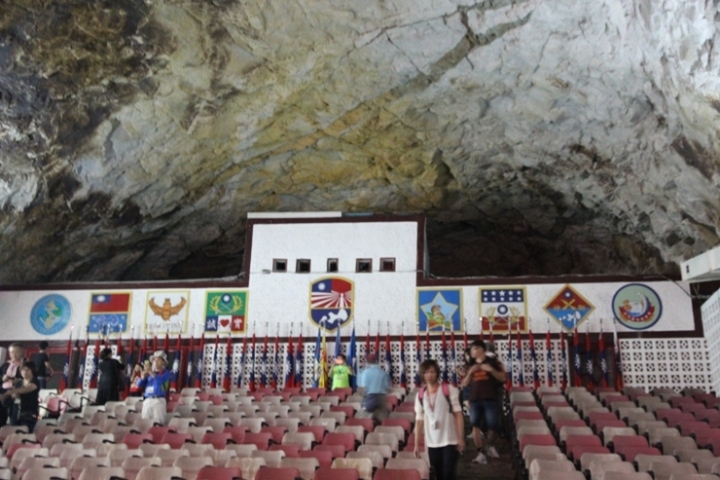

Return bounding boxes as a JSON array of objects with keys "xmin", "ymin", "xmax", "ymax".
[
  {"xmin": 79, "ymin": 336, "xmax": 713, "ymax": 393},
  {"xmin": 702, "ymin": 290, "xmax": 720, "ymax": 394}
]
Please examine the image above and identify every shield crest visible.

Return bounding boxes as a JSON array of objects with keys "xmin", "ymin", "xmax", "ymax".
[{"xmin": 309, "ymin": 277, "xmax": 354, "ymax": 332}]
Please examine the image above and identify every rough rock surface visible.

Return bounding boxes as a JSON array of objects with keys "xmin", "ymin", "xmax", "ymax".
[{"xmin": 0, "ymin": 0, "xmax": 718, "ymax": 283}]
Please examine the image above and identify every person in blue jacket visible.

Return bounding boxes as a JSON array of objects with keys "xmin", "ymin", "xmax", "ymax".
[{"xmin": 137, "ymin": 351, "xmax": 171, "ymax": 425}]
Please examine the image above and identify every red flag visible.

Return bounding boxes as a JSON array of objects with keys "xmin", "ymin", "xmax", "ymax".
[
  {"xmin": 612, "ymin": 319, "xmax": 624, "ymax": 392},
  {"xmin": 124, "ymin": 331, "xmax": 135, "ymax": 397},
  {"xmin": 545, "ymin": 328, "xmax": 553, "ymax": 387},
  {"xmin": 440, "ymin": 330, "xmax": 448, "ymax": 383},
  {"xmin": 89, "ymin": 335, "xmax": 101, "ymax": 388},
  {"xmin": 271, "ymin": 334, "xmax": 279, "ymax": 390},
  {"xmin": 164, "ymin": 331, "xmax": 170, "ymax": 354},
  {"xmin": 195, "ymin": 333, "xmax": 205, "ymax": 389},
  {"xmin": 463, "ymin": 330, "xmax": 468, "ymax": 350},
  {"xmin": 223, "ymin": 335, "xmax": 232, "ymax": 392},
  {"xmin": 260, "ymin": 334, "xmax": 269, "ymax": 388},
  {"xmin": 374, "ymin": 332, "xmax": 380, "ymax": 355},
  {"xmin": 425, "ymin": 330, "xmax": 430, "ymax": 360},
  {"xmin": 528, "ymin": 328, "xmax": 540, "ymax": 390},
  {"xmin": 365, "ymin": 327, "xmax": 370, "ymax": 360},
  {"xmin": 449, "ymin": 330, "xmax": 456, "ymax": 387},
  {"xmin": 116, "ymin": 331, "xmax": 123, "ymax": 358},
  {"xmin": 573, "ymin": 327, "xmax": 581, "ymax": 387},
  {"xmin": 285, "ymin": 333, "xmax": 295, "ymax": 389},
  {"xmin": 141, "ymin": 335, "xmax": 148, "ymax": 364},
  {"xmin": 153, "ymin": 335, "xmax": 158, "ymax": 353}
]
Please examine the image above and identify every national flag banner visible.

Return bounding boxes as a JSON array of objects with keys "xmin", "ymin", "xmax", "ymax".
[
  {"xmin": 171, "ymin": 334, "xmax": 181, "ymax": 391},
  {"xmin": 612, "ymin": 318, "xmax": 624, "ymax": 391},
  {"xmin": 440, "ymin": 330, "xmax": 449, "ymax": 383},
  {"xmin": 545, "ymin": 327, "xmax": 553, "ymax": 387},
  {"xmin": 375, "ymin": 332, "xmax": 380, "ymax": 356},
  {"xmin": 479, "ymin": 287, "xmax": 528, "ymax": 334},
  {"xmin": 223, "ymin": 335, "xmax": 232, "ymax": 392},
  {"xmin": 196, "ymin": 333, "xmax": 205, "ymax": 388},
  {"xmin": 425, "ymin": 330, "xmax": 430, "ymax": 360},
  {"xmin": 506, "ymin": 327, "xmax": 513, "ymax": 390},
  {"xmin": 599, "ymin": 326, "xmax": 609, "ymax": 388},
  {"xmin": 295, "ymin": 333, "xmax": 304, "ymax": 387},
  {"xmin": 124, "ymin": 331, "xmax": 136, "ymax": 396},
  {"xmin": 384, "ymin": 332, "xmax": 393, "ymax": 383},
  {"xmin": 528, "ymin": 328, "xmax": 540, "ymax": 390},
  {"xmin": 237, "ymin": 334, "xmax": 247, "ymax": 388},
  {"xmin": 186, "ymin": 334, "xmax": 194, "ymax": 391},
  {"xmin": 88, "ymin": 293, "xmax": 131, "ymax": 333},
  {"xmin": 319, "ymin": 330, "xmax": 328, "ymax": 389},
  {"xmin": 560, "ymin": 330, "xmax": 568, "ymax": 390},
  {"xmin": 314, "ymin": 326, "xmax": 322, "ymax": 388},
  {"xmin": 585, "ymin": 326, "xmax": 594, "ymax": 392},
  {"xmin": 210, "ymin": 334, "xmax": 219, "ymax": 389},
  {"xmin": 60, "ymin": 331, "xmax": 72, "ymax": 393},
  {"xmin": 89, "ymin": 335, "xmax": 101, "ymax": 389},
  {"xmin": 260, "ymin": 334, "xmax": 268, "ymax": 388},
  {"xmin": 573, "ymin": 326, "xmax": 581, "ymax": 386},
  {"xmin": 349, "ymin": 326, "xmax": 358, "ymax": 390},
  {"xmin": 399, "ymin": 332, "xmax": 407, "ymax": 389},
  {"xmin": 78, "ymin": 334, "xmax": 87, "ymax": 388},
  {"xmin": 450, "ymin": 331, "xmax": 457, "ymax": 387},
  {"xmin": 414, "ymin": 333, "xmax": 422, "ymax": 388},
  {"xmin": 516, "ymin": 325, "xmax": 524, "ymax": 387},
  {"xmin": 285, "ymin": 333, "xmax": 295, "ymax": 388},
  {"xmin": 272, "ymin": 334, "xmax": 280, "ymax": 390},
  {"xmin": 249, "ymin": 333, "xmax": 256, "ymax": 392}
]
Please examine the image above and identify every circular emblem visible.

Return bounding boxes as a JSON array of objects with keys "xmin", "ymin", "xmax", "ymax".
[
  {"xmin": 612, "ymin": 283, "xmax": 662, "ymax": 330},
  {"xmin": 30, "ymin": 294, "xmax": 72, "ymax": 335}
]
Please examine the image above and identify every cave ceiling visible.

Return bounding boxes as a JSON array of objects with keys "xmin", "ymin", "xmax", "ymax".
[{"xmin": 0, "ymin": 0, "xmax": 719, "ymax": 284}]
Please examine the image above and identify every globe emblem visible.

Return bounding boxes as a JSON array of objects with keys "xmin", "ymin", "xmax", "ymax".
[{"xmin": 30, "ymin": 294, "xmax": 71, "ymax": 335}]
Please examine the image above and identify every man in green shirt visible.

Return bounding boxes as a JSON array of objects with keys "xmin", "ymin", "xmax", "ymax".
[{"xmin": 330, "ymin": 354, "xmax": 352, "ymax": 390}]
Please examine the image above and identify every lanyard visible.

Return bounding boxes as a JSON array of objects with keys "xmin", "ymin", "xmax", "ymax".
[{"xmin": 426, "ymin": 386, "xmax": 440, "ymax": 413}]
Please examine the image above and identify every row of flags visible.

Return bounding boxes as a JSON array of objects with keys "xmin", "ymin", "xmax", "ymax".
[{"xmin": 58, "ymin": 321, "xmax": 625, "ymax": 394}]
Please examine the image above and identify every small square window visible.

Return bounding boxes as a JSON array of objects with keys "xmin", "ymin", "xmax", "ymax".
[
  {"xmin": 356, "ymin": 258, "xmax": 372, "ymax": 273},
  {"xmin": 273, "ymin": 259, "xmax": 287, "ymax": 272},
  {"xmin": 380, "ymin": 258, "xmax": 396, "ymax": 272},
  {"xmin": 296, "ymin": 259, "xmax": 311, "ymax": 273},
  {"xmin": 327, "ymin": 258, "xmax": 338, "ymax": 273}
]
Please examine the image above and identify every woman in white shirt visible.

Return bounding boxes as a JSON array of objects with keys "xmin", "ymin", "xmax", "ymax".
[{"xmin": 414, "ymin": 359, "xmax": 465, "ymax": 480}]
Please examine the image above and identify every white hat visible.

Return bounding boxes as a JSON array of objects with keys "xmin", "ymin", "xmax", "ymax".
[{"xmin": 152, "ymin": 350, "xmax": 168, "ymax": 362}]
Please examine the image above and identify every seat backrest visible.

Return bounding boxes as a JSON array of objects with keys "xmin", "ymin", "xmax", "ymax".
[
  {"xmin": 251, "ymin": 450, "xmax": 285, "ymax": 468},
  {"xmin": 385, "ymin": 458, "xmax": 430, "ymax": 480},
  {"xmin": 196, "ymin": 466, "xmax": 242, "ymax": 480},
  {"xmin": 280, "ymin": 457, "xmax": 319, "ymax": 480},
  {"xmin": 635, "ymin": 454, "xmax": 677, "ymax": 472},
  {"xmin": 136, "ymin": 466, "xmax": 183, "ymax": 480},
  {"xmin": 76, "ymin": 466, "xmax": 126, "ymax": 480},
  {"xmin": 255, "ymin": 466, "xmax": 301, "ymax": 480}
]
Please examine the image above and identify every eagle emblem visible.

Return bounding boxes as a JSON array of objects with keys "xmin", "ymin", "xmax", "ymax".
[{"xmin": 149, "ymin": 297, "xmax": 187, "ymax": 321}]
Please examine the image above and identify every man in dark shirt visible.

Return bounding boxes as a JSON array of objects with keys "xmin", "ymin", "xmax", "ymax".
[
  {"xmin": 462, "ymin": 340, "xmax": 506, "ymax": 464},
  {"xmin": 32, "ymin": 341, "xmax": 53, "ymax": 390}
]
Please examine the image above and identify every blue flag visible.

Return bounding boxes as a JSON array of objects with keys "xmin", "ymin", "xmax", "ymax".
[
  {"xmin": 334, "ymin": 325, "xmax": 342, "ymax": 358},
  {"xmin": 237, "ymin": 336, "xmax": 246, "ymax": 388},
  {"xmin": 196, "ymin": 334, "xmax": 205, "ymax": 388},
  {"xmin": 249, "ymin": 334, "xmax": 256, "ymax": 390},
  {"xmin": 260, "ymin": 338, "xmax": 268, "ymax": 388},
  {"xmin": 399, "ymin": 334, "xmax": 407, "ymax": 389},
  {"xmin": 285, "ymin": 335, "xmax": 295, "ymax": 388},
  {"xmin": 348, "ymin": 326, "xmax": 357, "ymax": 390}
]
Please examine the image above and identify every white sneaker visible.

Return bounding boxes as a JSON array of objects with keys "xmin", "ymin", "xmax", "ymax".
[
  {"xmin": 471, "ymin": 452, "xmax": 488, "ymax": 464},
  {"xmin": 487, "ymin": 446, "xmax": 500, "ymax": 459},
  {"xmin": 466, "ymin": 433, "xmax": 473, "ymax": 439}
]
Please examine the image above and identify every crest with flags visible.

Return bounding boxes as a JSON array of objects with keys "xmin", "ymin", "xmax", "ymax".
[{"xmin": 309, "ymin": 277, "xmax": 354, "ymax": 332}]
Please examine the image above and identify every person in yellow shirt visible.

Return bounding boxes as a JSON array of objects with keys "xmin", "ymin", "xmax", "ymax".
[{"xmin": 330, "ymin": 354, "xmax": 352, "ymax": 390}]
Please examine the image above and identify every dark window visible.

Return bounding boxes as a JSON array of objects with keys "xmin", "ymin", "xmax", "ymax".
[
  {"xmin": 327, "ymin": 258, "xmax": 339, "ymax": 273},
  {"xmin": 356, "ymin": 258, "xmax": 372, "ymax": 273},
  {"xmin": 296, "ymin": 259, "xmax": 311, "ymax": 273},
  {"xmin": 273, "ymin": 259, "xmax": 287, "ymax": 272},
  {"xmin": 380, "ymin": 258, "xmax": 396, "ymax": 272}
]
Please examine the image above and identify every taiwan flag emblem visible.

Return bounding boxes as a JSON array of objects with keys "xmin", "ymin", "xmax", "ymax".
[
  {"xmin": 88, "ymin": 293, "xmax": 131, "ymax": 333},
  {"xmin": 205, "ymin": 291, "xmax": 248, "ymax": 334},
  {"xmin": 309, "ymin": 277, "xmax": 354, "ymax": 332}
]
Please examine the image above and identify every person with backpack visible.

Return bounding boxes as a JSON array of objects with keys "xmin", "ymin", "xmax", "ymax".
[
  {"xmin": 462, "ymin": 339, "xmax": 506, "ymax": 464},
  {"xmin": 414, "ymin": 359, "xmax": 465, "ymax": 480}
]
